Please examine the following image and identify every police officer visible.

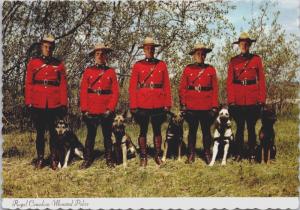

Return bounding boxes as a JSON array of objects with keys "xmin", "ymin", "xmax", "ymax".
[
  {"xmin": 25, "ymin": 34, "xmax": 68, "ymax": 170},
  {"xmin": 80, "ymin": 43, "xmax": 119, "ymax": 169},
  {"xmin": 227, "ymin": 32, "xmax": 266, "ymax": 162},
  {"xmin": 179, "ymin": 44, "xmax": 219, "ymax": 164},
  {"xmin": 129, "ymin": 37, "xmax": 172, "ymax": 167}
]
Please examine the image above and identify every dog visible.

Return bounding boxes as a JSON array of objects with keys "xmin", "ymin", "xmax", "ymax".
[
  {"xmin": 112, "ymin": 112, "xmax": 137, "ymax": 167},
  {"xmin": 258, "ymin": 105, "xmax": 277, "ymax": 164},
  {"xmin": 162, "ymin": 111, "xmax": 186, "ymax": 162},
  {"xmin": 209, "ymin": 106, "xmax": 234, "ymax": 166},
  {"xmin": 55, "ymin": 119, "xmax": 84, "ymax": 169}
]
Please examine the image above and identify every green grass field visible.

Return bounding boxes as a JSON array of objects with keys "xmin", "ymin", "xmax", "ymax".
[{"xmin": 2, "ymin": 109, "xmax": 299, "ymax": 197}]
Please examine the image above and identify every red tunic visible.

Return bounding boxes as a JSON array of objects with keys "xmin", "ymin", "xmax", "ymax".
[
  {"xmin": 25, "ymin": 56, "xmax": 68, "ymax": 108},
  {"xmin": 179, "ymin": 63, "xmax": 219, "ymax": 110},
  {"xmin": 80, "ymin": 65, "xmax": 119, "ymax": 114},
  {"xmin": 227, "ymin": 54, "xmax": 266, "ymax": 105},
  {"xmin": 129, "ymin": 58, "xmax": 172, "ymax": 109}
]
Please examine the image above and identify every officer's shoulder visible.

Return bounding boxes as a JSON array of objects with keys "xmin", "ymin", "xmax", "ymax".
[
  {"xmin": 29, "ymin": 56, "xmax": 42, "ymax": 62},
  {"xmin": 187, "ymin": 63, "xmax": 196, "ymax": 68},
  {"xmin": 231, "ymin": 54, "xmax": 240, "ymax": 60},
  {"xmin": 251, "ymin": 53, "xmax": 261, "ymax": 59},
  {"xmin": 50, "ymin": 57, "xmax": 62, "ymax": 65},
  {"xmin": 136, "ymin": 59, "xmax": 146, "ymax": 64}
]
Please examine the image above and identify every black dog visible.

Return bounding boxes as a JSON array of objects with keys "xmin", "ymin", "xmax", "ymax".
[
  {"xmin": 55, "ymin": 119, "xmax": 84, "ymax": 168},
  {"xmin": 162, "ymin": 111, "xmax": 186, "ymax": 162},
  {"xmin": 258, "ymin": 105, "xmax": 277, "ymax": 163}
]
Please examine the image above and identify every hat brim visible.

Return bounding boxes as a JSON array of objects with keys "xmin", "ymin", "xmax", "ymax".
[
  {"xmin": 189, "ymin": 48, "xmax": 212, "ymax": 55},
  {"xmin": 233, "ymin": 38, "xmax": 256, "ymax": 44},
  {"xmin": 89, "ymin": 48, "xmax": 113, "ymax": 57},
  {"xmin": 138, "ymin": 44, "xmax": 161, "ymax": 49}
]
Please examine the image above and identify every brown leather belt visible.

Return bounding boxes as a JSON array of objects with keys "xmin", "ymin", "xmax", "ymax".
[
  {"xmin": 87, "ymin": 88, "xmax": 112, "ymax": 95},
  {"xmin": 233, "ymin": 79, "xmax": 256, "ymax": 85},
  {"xmin": 187, "ymin": 85, "xmax": 212, "ymax": 91},
  {"xmin": 139, "ymin": 83, "xmax": 163, "ymax": 88},
  {"xmin": 33, "ymin": 80, "xmax": 60, "ymax": 86}
]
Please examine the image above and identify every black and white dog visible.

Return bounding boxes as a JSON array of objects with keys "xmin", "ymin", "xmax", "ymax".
[
  {"xmin": 162, "ymin": 111, "xmax": 186, "ymax": 162},
  {"xmin": 55, "ymin": 119, "xmax": 84, "ymax": 169},
  {"xmin": 258, "ymin": 105, "xmax": 277, "ymax": 163},
  {"xmin": 209, "ymin": 106, "xmax": 234, "ymax": 166},
  {"xmin": 112, "ymin": 113, "xmax": 137, "ymax": 167}
]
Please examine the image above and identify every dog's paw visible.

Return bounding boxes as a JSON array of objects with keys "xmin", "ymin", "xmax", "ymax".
[
  {"xmin": 123, "ymin": 163, "xmax": 128, "ymax": 168},
  {"xmin": 221, "ymin": 161, "xmax": 226, "ymax": 165},
  {"xmin": 162, "ymin": 157, "xmax": 166, "ymax": 162},
  {"xmin": 58, "ymin": 162, "xmax": 62, "ymax": 169},
  {"xmin": 208, "ymin": 162, "xmax": 214, "ymax": 167}
]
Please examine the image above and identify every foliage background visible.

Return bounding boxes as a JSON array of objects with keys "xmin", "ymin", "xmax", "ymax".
[{"xmin": 2, "ymin": 0, "xmax": 299, "ymax": 132}]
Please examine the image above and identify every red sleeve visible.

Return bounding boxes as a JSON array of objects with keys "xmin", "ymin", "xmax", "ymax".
[
  {"xmin": 129, "ymin": 63, "xmax": 138, "ymax": 109},
  {"xmin": 257, "ymin": 57, "xmax": 266, "ymax": 103},
  {"xmin": 59, "ymin": 62, "xmax": 68, "ymax": 106},
  {"xmin": 179, "ymin": 67, "xmax": 188, "ymax": 105},
  {"xmin": 108, "ymin": 70, "xmax": 119, "ymax": 111},
  {"xmin": 211, "ymin": 67, "xmax": 219, "ymax": 108},
  {"xmin": 227, "ymin": 60, "xmax": 235, "ymax": 104},
  {"xmin": 80, "ymin": 69, "xmax": 89, "ymax": 112},
  {"xmin": 162, "ymin": 62, "xmax": 172, "ymax": 108},
  {"xmin": 25, "ymin": 60, "xmax": 33, "ymax": 106}
]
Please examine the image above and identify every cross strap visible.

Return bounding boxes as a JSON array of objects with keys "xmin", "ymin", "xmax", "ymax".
[
  {"xmin": 234, "ymin": 56, "xmax": 253, "ymax": 80},
  {"xmin": 32, "ymin": 63, "xmax": 60, "ymax": 84},
  {"xmin": 191, "ymin": 65, "xmax": 208, "ymax": 85},
  {"xmin": 139, "ymin": 62, "xmax": 159, "ymax": 86},
  {"xmin": 89, "ymin": 71, "xmax": 106, "ymax": 88}
]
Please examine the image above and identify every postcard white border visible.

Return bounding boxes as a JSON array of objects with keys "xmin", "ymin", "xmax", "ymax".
[{"xmin": 1, "ymin": 197, "xmax": 299, "ymax": 209}]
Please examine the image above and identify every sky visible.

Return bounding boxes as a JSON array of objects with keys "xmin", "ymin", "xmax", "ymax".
[{"xmin": 227, "ymin": 0, "xmax": 299, "ymax": 36}]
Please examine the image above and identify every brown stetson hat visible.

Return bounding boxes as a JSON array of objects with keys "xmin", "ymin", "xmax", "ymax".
[
  {"xmin": 89, "ymin": 43, "xmax": 113, "ymax": 56},
  {"xmin": 41, "ymin": 34, "xmax": 55, "ymax": 43},
  {"xmin": 233, "ymin": 32, "xmax": 256, "ymax": 44},
  {"xmin": 189, "ymin": 43, "xmax": 212, "ymax": 55},
  {"xmin": 138, "ymin": 37, "xmax": 161, "ymax": 49}
]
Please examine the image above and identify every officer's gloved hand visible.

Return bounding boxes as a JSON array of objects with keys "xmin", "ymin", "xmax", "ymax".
[
  {"xmin": 26, "ymin": 104, "xmax": 33, "ymax": 112},
  {"xmin": 82, "ymin": 111, "xmax": 89, "ymax": 117},
  {"xmin": 209, "ymin": 107, "xmax": 218, "ymax": 120},
  {"xmin": 179, "ymin": 104, "xmax": 187, "ymax": 118},
  {"xmin": 130, "ymin": 108, "xmax": 138, "ymax": 115},
  {"xmin": 103, "ymin": 110, "xmax": 112, "ymax": 118},
  {"xmin": 257, "ymin": 102, "xmax": 265, "ymax": 114},
  {"xmin": 60, "ymin": 106, "xmax": 67, "ymax": 116},
  {"xmin": 164, "ymin": 106, "xmax": 170, "ymax": 112}
]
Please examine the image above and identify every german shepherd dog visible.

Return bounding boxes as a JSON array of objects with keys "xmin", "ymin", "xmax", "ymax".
[
  {"xmin": 55, "ymin": 119, "xmax": 84, "ymax": 168},
  {"xmin": 258, "ymin": 105, "xmax": 277, "ymax": 163},
  {"xmin": 209, "ymin": 106, "xmax": 234, "ymax": 166},
  {"xmin": 112, "ymin": 112, "xmax": 137, "ymax": 167},
  {"xmin": 162, "ymin": 111, "xmax": 186, "ymax": 162}
]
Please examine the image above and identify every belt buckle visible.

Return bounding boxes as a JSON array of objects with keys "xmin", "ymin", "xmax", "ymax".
[
  {"xmin": 195, "ymin": 85, "xmax": 201, "ymax": 92},
  {"xmin": 97, "ymin": 89, "xmax": 102, "ymax": 95},
  {"xmin": 242, "ymin": 80, "xmax": 247, "ymax": 85},
  {"xmin": 43, "ymin": 79, "xmax": 48, "ymax": 86},
  {"xmin": 150, "ymin": 82, "xmax": 154, "ymax": 89}
]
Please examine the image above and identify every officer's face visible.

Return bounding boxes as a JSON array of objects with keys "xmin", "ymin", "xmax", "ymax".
[
  {"xmin": 144, "ymin": 45, "xmax": 155, "ymax": 58},
  {"xmin": 95, "ymin": 50, "xmax": 107, "ymax": 64},
  {"xmin": 41, "ymin": 42, "xmax": 52, "ymax": 57},
  {"xmin": 239, "ymin": 41, "xmax": 250, "ymax": 54},
  {"xmin": 193, "ymin": 49, "xmax": 206, "ymax": 63}
]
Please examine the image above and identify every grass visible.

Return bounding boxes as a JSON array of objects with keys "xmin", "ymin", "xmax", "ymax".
[{"xmin": 2, "ymin": 109, "xmax": 299, "ymax": 197}]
